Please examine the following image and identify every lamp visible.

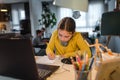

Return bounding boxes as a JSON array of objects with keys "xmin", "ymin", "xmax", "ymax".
[
  {"xmin": 0, "ymin": 4, "xmax": 8, "ymax": 12},
  {"xmin": 0, "ymin": 8, "xmax": 8, "ymax": 12},
  {"xmin": 53, "ymin": 0, "xmax": 88, "ymax": 12}
]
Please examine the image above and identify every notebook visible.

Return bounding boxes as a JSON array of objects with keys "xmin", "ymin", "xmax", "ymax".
[{"xmin": 0, "ymin": 38, "xmax": 59, "ymax": 80}]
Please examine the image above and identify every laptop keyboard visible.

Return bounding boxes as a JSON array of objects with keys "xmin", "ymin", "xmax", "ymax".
[{"xmin": 38, "ymin": 68, "xmax": 52, "ymax": 78}]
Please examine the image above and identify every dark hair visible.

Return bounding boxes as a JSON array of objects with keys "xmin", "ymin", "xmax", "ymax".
[
  {"xmin": 36, "ymin": 30, "xmax": 41, "ymax": 35},
  {"xmin": 41, "ymin": 27, "xmax": 45, "ymax": 31},
  {"xmin": 57, "ymin": 17, "xmax": 76, "ymax": 33}
]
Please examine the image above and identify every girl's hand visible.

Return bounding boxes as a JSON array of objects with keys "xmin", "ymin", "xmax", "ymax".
[
  {"xmin": 47, "ymin": 53, "xmax": 55, "ymax": 60},
  {"xmin": 60, "ymin": 54, "xmax": 66, "ymax": 58}
]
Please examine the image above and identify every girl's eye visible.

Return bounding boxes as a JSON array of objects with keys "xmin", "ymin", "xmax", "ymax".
[{"xmin": 59, "ymin": 33, "xmax": 62, "ymax": 37}]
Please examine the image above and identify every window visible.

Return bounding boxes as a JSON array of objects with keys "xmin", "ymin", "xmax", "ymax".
[
  {"xmin": 58, "ymin": 1, "xmax": 106, "ymax": 36},
  {"xmin": 11, "ymin": 3, "xmax": 25, "ymax": 31}
]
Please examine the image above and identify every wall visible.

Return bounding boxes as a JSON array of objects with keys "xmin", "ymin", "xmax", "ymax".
[
  {"xmin": 29, "ymin": 0, "xmax": 42, "ymax": 37},
  {"xmin": 29, "ymin": 0, "xmax": 57, "ymax": 37},
  {"xmin": 28, "ymin": 0, "xmax": 57, "ymax": 55}
]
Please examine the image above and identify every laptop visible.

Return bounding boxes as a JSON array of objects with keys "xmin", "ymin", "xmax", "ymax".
[{"xmin": 0, "ymin": 38, "xmax": 59, "ymax": 80}]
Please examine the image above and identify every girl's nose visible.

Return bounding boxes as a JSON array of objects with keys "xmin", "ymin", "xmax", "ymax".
[{"xmin": 60, "ymin": 37, "xmax": 65, "ymax": 42}]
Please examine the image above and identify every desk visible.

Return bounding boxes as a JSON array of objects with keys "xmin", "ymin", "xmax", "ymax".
[
  {"xmin": 36, "ymin": 55, "xmax": 117, "ymax": 80},
  {"xmin": 35, "ymin": 56, "xmax": 101, "ymax": 80},
  {"xmin": 35, "ymin": 56, "xmax": 75, "ymax": 80},
  {"xmin": 33, "ymin": 43, "xmax": 47, "ymax": 49},
  {"xmin": 35, "ymin": 53, "xmax": 120, "ymax": 80},
  {"xmin": 41, "ymin": 38, "xmax": 49, "ymax": 43}
]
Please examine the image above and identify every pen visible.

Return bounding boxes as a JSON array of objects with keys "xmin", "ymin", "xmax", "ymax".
[
  {"xmin": 81, "ymin": 51, "xmax": 87, "ymax": 71},
  {"xmin": 88, "ymin": 56, "xmax": 94, "ymax": 70},
  {"xmin": 79, "ymin": 53, "xmax": 86, "ymax": 79}
]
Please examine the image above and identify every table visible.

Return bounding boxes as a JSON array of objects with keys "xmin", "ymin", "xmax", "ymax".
[
  {"xmin": 33, "ymin": 43, "xmax": 47, "ymax": 49},
  {"xmin": 35, "ymin": 56, "xmax": 101, "ymax": 80},
  {"xmin": 35, "ymin": 56, "xmax": 75, "ymax": 80},
  {"xmin": 35, "ymin": 53, "xmax": 120, "ymax": 80}
]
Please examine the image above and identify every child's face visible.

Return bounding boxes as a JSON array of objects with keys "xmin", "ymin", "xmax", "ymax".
[
  {"xmin": 38, "ymin": 32, "xmax": 42, "ymax": 36},
  {"xmin": 58, "ymin": 29, "xmax": 73, "ymax": 42}
]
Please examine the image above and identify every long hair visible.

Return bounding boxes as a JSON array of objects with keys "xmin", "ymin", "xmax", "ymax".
[{"xmin": 57, "ymin": 17, "xmax": 76, "ymax": 33}]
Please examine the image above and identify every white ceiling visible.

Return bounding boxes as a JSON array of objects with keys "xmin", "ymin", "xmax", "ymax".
[{"xmin": 0, "ymin": 0, "xmax": 29, "ymax": 3}]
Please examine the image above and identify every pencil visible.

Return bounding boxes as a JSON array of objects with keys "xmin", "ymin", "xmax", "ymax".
[
  {"xmin": 76, "ymin": 55, "xmax": 82, "ymax": 70},
  {"xmin": 88, "ymin": 56, "xmax": 94, "ymax": 70},
  {"xmin": 70, "ymin": 57, "xmax": 79, "ymax": 70}
]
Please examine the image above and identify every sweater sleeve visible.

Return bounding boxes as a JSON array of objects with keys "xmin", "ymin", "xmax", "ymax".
[
  {"xmin": 46, "ymin": 30, "xmax": 56, "ymax": 55},
  {"xmin": 76, "ymin": 33, "xmax": 92, "ymax": 58}
]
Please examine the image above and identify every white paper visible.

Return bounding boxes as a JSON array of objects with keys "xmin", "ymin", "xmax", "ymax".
[{"xmin": 36, "ymin": 56, "xmax": 55, "ymax": 64}]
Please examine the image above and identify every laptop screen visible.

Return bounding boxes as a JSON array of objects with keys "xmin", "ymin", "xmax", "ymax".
[{"xmin": 0, "ymin": 39, "xmax": 39, "ymax": 80}]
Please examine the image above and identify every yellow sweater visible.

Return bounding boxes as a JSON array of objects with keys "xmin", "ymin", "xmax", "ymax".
[{"xmin": 46, "ymin": 30, "xmax": 91, "ymax": 58}]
